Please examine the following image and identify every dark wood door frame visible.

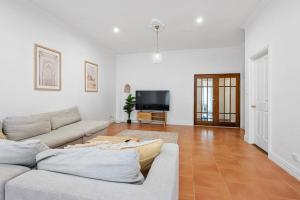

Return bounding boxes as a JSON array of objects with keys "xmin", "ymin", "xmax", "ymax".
[{"xmin": 194, "ymin": 73, "xmax": 240, "ymax": 127}]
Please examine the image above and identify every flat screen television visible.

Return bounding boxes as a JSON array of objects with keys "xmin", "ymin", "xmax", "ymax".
[{"xmin": 135, "ymin": 90, "xmax": 170, "ymax": 111}]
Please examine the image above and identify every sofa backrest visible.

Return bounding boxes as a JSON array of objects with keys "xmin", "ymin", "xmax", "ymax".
[
  {"xmin": 2, "ymin": 107, "xmax": 82, "ymax": 141},
  {"xmin": 49, "ymin": 107, "xmax": 82, "ymax": 130},
  {"xmin": 2, "ymin": 114, "xmax": 51, "ymax": 141}
]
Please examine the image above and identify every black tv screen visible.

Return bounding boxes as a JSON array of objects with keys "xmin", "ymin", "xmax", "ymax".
[{"xmin": 135, "ymin": 90, "xmax": 170, "ymax": 111}]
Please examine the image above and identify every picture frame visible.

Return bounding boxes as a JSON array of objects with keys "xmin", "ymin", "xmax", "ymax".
[
  {"xmin": 84, "ymin": 61, "xmax": 98, "ymax": 92},
  {"xmin": 34, "ymin": 44, "xmax": 61, "ymax": 91}
]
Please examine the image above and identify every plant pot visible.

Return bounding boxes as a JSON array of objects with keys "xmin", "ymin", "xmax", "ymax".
[{"xmin": 127, "ymin": 120, "xmax": 132, "ymax": 124}]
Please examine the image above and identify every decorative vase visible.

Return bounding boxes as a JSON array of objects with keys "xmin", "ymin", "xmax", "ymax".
[{"xmin": 127, "ymin": 119, "xmax": 131, "ymax": 124}]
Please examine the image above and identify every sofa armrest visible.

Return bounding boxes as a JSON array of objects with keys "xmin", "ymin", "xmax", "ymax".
[{"xmin": 143, "ymin": 143, "xmax": 179, "ymax": 200}]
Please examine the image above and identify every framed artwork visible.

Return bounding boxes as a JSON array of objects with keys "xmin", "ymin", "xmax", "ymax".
[
  {"xmin": 85, "ymin": 61, "xmax": 98, "ymax": 92},
  {"xmin": 34, "ymin": 44, "xmax": 61, "ymax": 91}
]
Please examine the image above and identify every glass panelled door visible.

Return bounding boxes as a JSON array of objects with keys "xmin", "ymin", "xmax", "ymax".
[
  {"xmin": 194, "ymin": 74, "xmax": 240, "ymax": 127},
  {"xmin": 218, "ymin": 76, "xmax": 239, "ymax": 126},
  {"xmin": 195, "ymin": 76, "xmax": 215, "ymax": 125}
]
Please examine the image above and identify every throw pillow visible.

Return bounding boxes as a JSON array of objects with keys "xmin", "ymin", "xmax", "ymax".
[
  {"xmin": 0, "ymin": 121, "xmax": 6, "ymax": 139},
  {"xmin": 0, "ymin": 131, "xmax": 6, "ymax": 139},
  {"xmin": 135, "ymin": 139, "xmax": 163, "ymax": 172},
  {"xmin": 36, "ymin": 148, "xmax": 144, "ymax": 184},
  {"xmin": 0, "ymin": 140, "xmax": 49, "ymax": 167}
]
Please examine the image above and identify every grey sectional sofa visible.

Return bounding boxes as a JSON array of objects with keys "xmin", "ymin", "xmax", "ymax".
[
  {"xmin": 1, "ymin": 144, "xmax": 179, "ymax": 200},
  {"xmin": 0, "ymin": 107, "xmax": 179, "ymax": 200},
  {"xmin": 1, "ymin": 107, "xmax": 109, "ymax": 148}
]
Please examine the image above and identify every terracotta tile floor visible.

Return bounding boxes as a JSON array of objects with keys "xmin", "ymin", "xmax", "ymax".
[{"xmin": 105, "ymin": 123, "xmax": 300, "ymax": 200}]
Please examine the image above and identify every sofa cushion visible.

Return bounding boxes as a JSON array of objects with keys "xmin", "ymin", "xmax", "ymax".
[
  {"xmin": 2, "ymin": 114, "xmax": 51, "ymax": 141},
  {"xmin": 50, "ymin": 107, "xmax": 81, "ymax": 130},
  {"xmin": 6, "ymin": 170, "xmax": 153, "ymax": 200},
  {"xmin": 66, "ymin": 139, "xmax": 163, "ymax": 174},
  {"xmin": 26, "ymin": 128, "xmax": 85, "ymax": 148},
  {"xmin": 0, "ymin": 164, "xmax": 29, "ymax": 200},
  {"xmin": 0, "ymin": 140, "xmax": 48, "ymax": 167},
  {"xmin": 61, "ymin": 120, "xmax": 109, "ymax": 136},
  {"xmin": 36, "ymin": 148, "xmax": 144, "ymax": 184}
]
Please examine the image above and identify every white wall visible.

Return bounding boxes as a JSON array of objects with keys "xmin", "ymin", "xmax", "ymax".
[
  {"xmin": 0, "ymin": 0, "xmax": 116, "ymax": 120},
  {"xmin": 116, "ymin": 46, "xmax": 245, "ymax": 126},
  {"xmin": 244, "ymin": 0, "xmax": 300, "ymax": 179}
]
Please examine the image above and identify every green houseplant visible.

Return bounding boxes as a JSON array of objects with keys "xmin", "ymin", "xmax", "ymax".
[{"xmin": 123, "ymin": 94, "xmax": 136, "ymax": 124}]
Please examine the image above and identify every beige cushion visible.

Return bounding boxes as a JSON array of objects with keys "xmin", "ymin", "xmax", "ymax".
[
  {"xmin": 0, "ymin": 132, "xmax": 5, "ymax": 140},
  {"xmin": 26, "ymin": 127, "xmax": 85, "ymax": 148},
  {"xmin": 136, "ymin": 140, "xmax": 163, "ymax": 172},
  {"xmin": 2, "ymin": 114, "xmax": 51, "ymax": 141},
  {"xmin": 0, "ymin": 122, "xmax": 5, "ymax": 140},
  {"xmin": 50, "ymin": 107, "xmax": 81, "ymax": 130}
]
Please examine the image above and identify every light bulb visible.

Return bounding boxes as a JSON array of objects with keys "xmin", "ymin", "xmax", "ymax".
[
  {"xmin": 113, "ymin": 27, "xmax": 120, "ymax": 33},
  {"xmin": 196, "ymin": 17, "xmax": 204, "ymax": 24},
  {"xmin": 152, "ymin": 52, "xmax": 162, "ymax": 64}
]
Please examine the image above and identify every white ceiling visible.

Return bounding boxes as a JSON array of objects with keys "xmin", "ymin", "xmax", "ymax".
[{"xmin": 28, "ymin": 0, "xmax": 262, "ymax": 54}]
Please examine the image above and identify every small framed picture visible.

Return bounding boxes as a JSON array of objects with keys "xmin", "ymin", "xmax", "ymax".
[
  {"xmin": 34, "ymin": 44, "xmax": 61, "ymax": 91},
  {"xmin": 85, "ymin": 61, "xmax": 98, "ymax": 92}
]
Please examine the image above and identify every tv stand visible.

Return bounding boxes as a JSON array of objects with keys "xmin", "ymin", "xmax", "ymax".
[{"xmin": 137, "ymin": 111, "xmax": 167, "ymax": 126}]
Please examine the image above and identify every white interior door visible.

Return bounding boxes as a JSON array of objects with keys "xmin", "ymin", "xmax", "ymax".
[{"xmin": 252, "ymin": 54, "xmax": 269, "ymax": 152}]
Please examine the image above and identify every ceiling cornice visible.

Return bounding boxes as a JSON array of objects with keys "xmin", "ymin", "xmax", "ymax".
[{"xmin": 241, "ymin": 0, "xmax": 272, "ymax": 30}]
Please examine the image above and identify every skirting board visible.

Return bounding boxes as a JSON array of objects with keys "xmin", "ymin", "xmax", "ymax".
[
  {"xmin": 269, "ymin": 151, "xmax": 300, "ymax": 181},
  {"xmin": 114, "ymin": 119, "xmax": 193, "ymax": 126}
]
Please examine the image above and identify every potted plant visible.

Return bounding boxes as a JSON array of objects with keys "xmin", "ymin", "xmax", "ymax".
[{"xmin": 123, "ymin": 94, "xmax": 136, "ymax": 124}]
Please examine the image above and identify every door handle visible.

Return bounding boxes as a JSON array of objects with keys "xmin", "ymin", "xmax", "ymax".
[{"xmin": 251, "ymin": 105, "xmax": 256, "ymax": 108}]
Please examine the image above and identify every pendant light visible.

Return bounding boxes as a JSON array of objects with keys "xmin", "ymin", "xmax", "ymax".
[{"xmin": 151, "ymin": 19, "xmax": 165, "ymax": 64}]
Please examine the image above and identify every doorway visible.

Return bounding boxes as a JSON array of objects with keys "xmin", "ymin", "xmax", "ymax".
[
  {"xmin": 194, "ymin": 73, "xmax": 240, "ymax": 127},
  {"xmin": 249, "ymin": 49, "xmax": 269, "ymax": 152}
]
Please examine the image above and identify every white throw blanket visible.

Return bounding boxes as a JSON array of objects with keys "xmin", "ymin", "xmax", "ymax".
[{"xmin": 64, "ymin": 139, "xmax": 160, "ymax": 150}]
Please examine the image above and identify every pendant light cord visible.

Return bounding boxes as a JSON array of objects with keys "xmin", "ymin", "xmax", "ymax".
[{"xmin": 156, "ymin": 26, "xmax": 159, "ymax": 53}]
